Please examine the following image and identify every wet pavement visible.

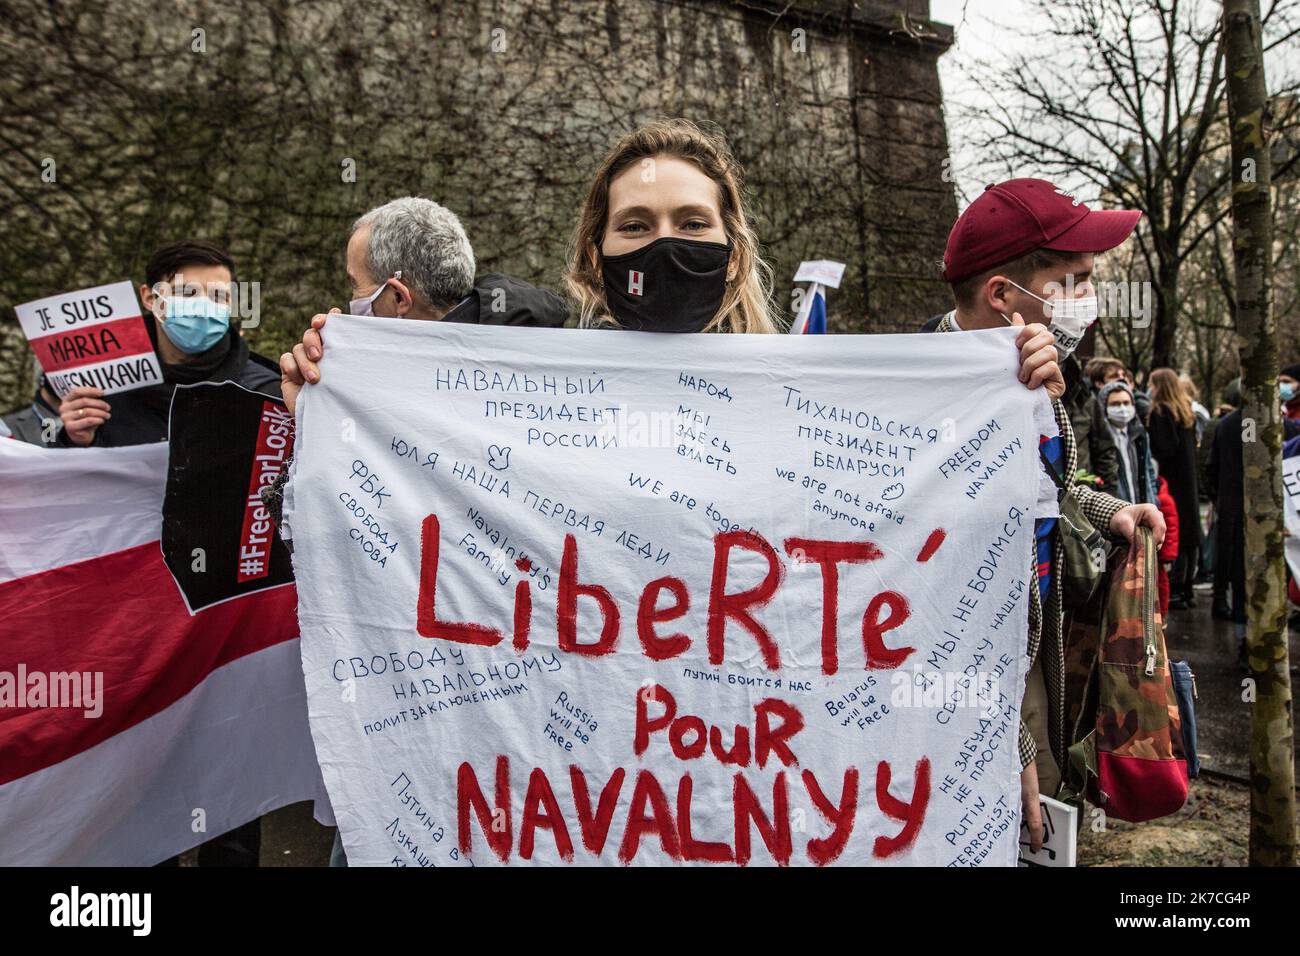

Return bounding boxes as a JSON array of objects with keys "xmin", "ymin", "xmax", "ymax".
[
  {"xmin": 1162, "ymin": 583, "xmax": 1300, "ymax": 779},
  {"xmin": 259, "ymin": 802, "xmax": 333, "ymax": 867}
]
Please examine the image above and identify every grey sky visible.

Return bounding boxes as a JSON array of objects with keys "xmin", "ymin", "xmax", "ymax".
[{"xmin": 929, "ymin": 0, "xmax": 1299, "ymax": 209}]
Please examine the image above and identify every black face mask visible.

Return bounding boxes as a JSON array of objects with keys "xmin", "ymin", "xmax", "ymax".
[{"xmin": 600, "ymin": 236, "xmax": 731, "ymax": 333}]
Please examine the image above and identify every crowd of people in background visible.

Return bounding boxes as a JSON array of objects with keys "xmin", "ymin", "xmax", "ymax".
[{"xmin": 1064, "ymin": 349, "xmax": 1300, "ymax": 656}]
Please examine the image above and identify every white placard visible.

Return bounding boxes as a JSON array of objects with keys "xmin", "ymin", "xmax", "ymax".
[
  {"xmin": 1282, "ymin": 456, "xmax": 1300, "ymax": 580},
  {"xmin": 287, "ymin": 318, "xmax": 1045, "ymax": 866},
  {"xmin": 1018, "ymin": 794, "xmax": 1078, "ymax": 867},
  {"xmin": 15, "ymin": 281, "xmax": 162, "ymax": 396},
  {"xmin": 793, "ymin": 260, "xmax": 846, "ymax": 289}
]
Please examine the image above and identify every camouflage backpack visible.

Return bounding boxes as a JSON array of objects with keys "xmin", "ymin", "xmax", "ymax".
[{"xmin": 1062, "ymin": 527, "xmax": 1189, "ymax": 822}]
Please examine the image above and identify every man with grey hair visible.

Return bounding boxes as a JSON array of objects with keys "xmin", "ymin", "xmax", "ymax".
[
  {"xmin": 280, "ymin": 196, "xmax": 566, "ymax": 413},
  {"xmin": 346, "ymin": 196, "xmax": 476, "ymax": 321},
  {"xmin": 272, "ymin": 196, "xmax": 565, "ymax": 866}
]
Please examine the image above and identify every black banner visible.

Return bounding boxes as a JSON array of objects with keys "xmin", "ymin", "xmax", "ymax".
[{"xmin": 162, "ymin": 382, "xmax": 295, "ymax": 612}]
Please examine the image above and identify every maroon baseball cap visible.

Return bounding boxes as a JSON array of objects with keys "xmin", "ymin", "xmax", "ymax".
[{"xmin": 943, "ymin": 178, "xmax": 1141, "ymax": 283}]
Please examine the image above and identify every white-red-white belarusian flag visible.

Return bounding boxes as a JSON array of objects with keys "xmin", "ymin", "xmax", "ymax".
[{"xmin": 0, "ymin": 439, "xmax": 329, "ymax": 865}]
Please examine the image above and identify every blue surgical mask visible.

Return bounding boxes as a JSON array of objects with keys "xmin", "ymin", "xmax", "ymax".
[
  {"xmin": 160, "ymin": 296, "xmax": 232, "ymax": 354},
  {"xmin": 1281, "ymin": 382, "xmax": 1296, "ymax": 402}
]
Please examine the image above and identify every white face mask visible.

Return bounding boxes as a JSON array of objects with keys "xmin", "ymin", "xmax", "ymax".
[
  {"xmin": 1107, "ymin": 403, "xmax": 1136, "ymax": 425},
  {"xmin": 349, "ymin": 270, "xmax": 403, "ymax": 317},
  {"xmin": 1005, "ymin": 280, "xmax": 1100, "ymax": 358}
]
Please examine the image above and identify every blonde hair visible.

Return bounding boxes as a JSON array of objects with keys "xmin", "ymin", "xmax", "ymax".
[
  {"xmin": 563, "ymin": 118, "xmax": 778, "ymax": 334},
  {"xmin": 1150, "ymin": 367, "xmax": 1195, "ymax": 429}
]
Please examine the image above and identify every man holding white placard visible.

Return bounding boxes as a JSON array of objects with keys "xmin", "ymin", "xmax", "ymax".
[{"xmin": 57, "ymin": 240, "xmax": 281, "ymax": 447}]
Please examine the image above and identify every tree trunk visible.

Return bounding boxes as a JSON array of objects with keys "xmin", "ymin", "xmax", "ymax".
[
  {"xmin": 1223, "ymin": 0, "xmax": 1297, "ymax": 867},
  {"xmin": 1153, "ymin": 256, "xmax": 1180, "ymax": 370}
]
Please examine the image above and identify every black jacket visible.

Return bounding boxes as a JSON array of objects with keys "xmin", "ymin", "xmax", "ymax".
[
  {"xmin": 1206, "ymin": 408, "xmax": 1300, "ymax": 520},
  {"xmin": 443, "ymin": 273, "xmax": 569, "ymax": 328},
  {"xmin": 1108, "ymin": 417, "xmax": 1157, "ymax": 505},
  {"xmin": 1061, "ymin": 359, "xmax": 1120, "ymax": 490},
  {"xmin": 62, "ymin": 319, "xmax": 281, "ymax": 448},
  {"xmin": 1147, "ymin": 405, "xmax": 1202, "ymax": 550}
]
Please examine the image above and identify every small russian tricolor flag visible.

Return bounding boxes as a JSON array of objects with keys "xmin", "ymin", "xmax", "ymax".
[{"xmin": 797, "ymin": 286, "xmax": 827, "ymax": 334}]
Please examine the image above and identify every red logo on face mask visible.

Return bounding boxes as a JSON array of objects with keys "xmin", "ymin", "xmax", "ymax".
[{"xmin": 628, "ymin": 271, "xmax": 644, "ymax": 296}]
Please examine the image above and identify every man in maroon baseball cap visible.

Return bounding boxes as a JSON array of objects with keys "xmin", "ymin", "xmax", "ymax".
[
  {"xmin": 932, "ymin": 178, "xmax": 1164, "ymax": 852},
  {"xmin": 943, "ymin": 178, "xmax": 1140, "ymax": 286},
  {"xmin": 940, "ymin": 178, "xmax": 1144, "ymax": 356}
]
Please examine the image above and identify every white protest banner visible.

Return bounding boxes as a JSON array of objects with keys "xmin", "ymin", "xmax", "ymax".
[
  {"xmin": 287, "ymin": 318, "xmax": 1048, "ymax": 866},
  {"xmin": 1282, "ymin": 455, "xmax": 1300, "ymax": 580},
  {"xmin": 15, "ymin": 281, "xmax": 163, "ymax": 396}
]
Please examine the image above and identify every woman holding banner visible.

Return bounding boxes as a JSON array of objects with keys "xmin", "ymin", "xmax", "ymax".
[
  {"xmin": 279, "ymin": 119, "xmax": 782, "ymax": 403},
  {"xmin": 275, "ymin": 120, "xmax": 1073, "ymax": 861},
  {"xmin": 559, "ymin": 118, "xmax": 778, "ymax": 335},
  {"xmin": 283, "ymin": 119, "xmax": 1059, "ymax": 384}
]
